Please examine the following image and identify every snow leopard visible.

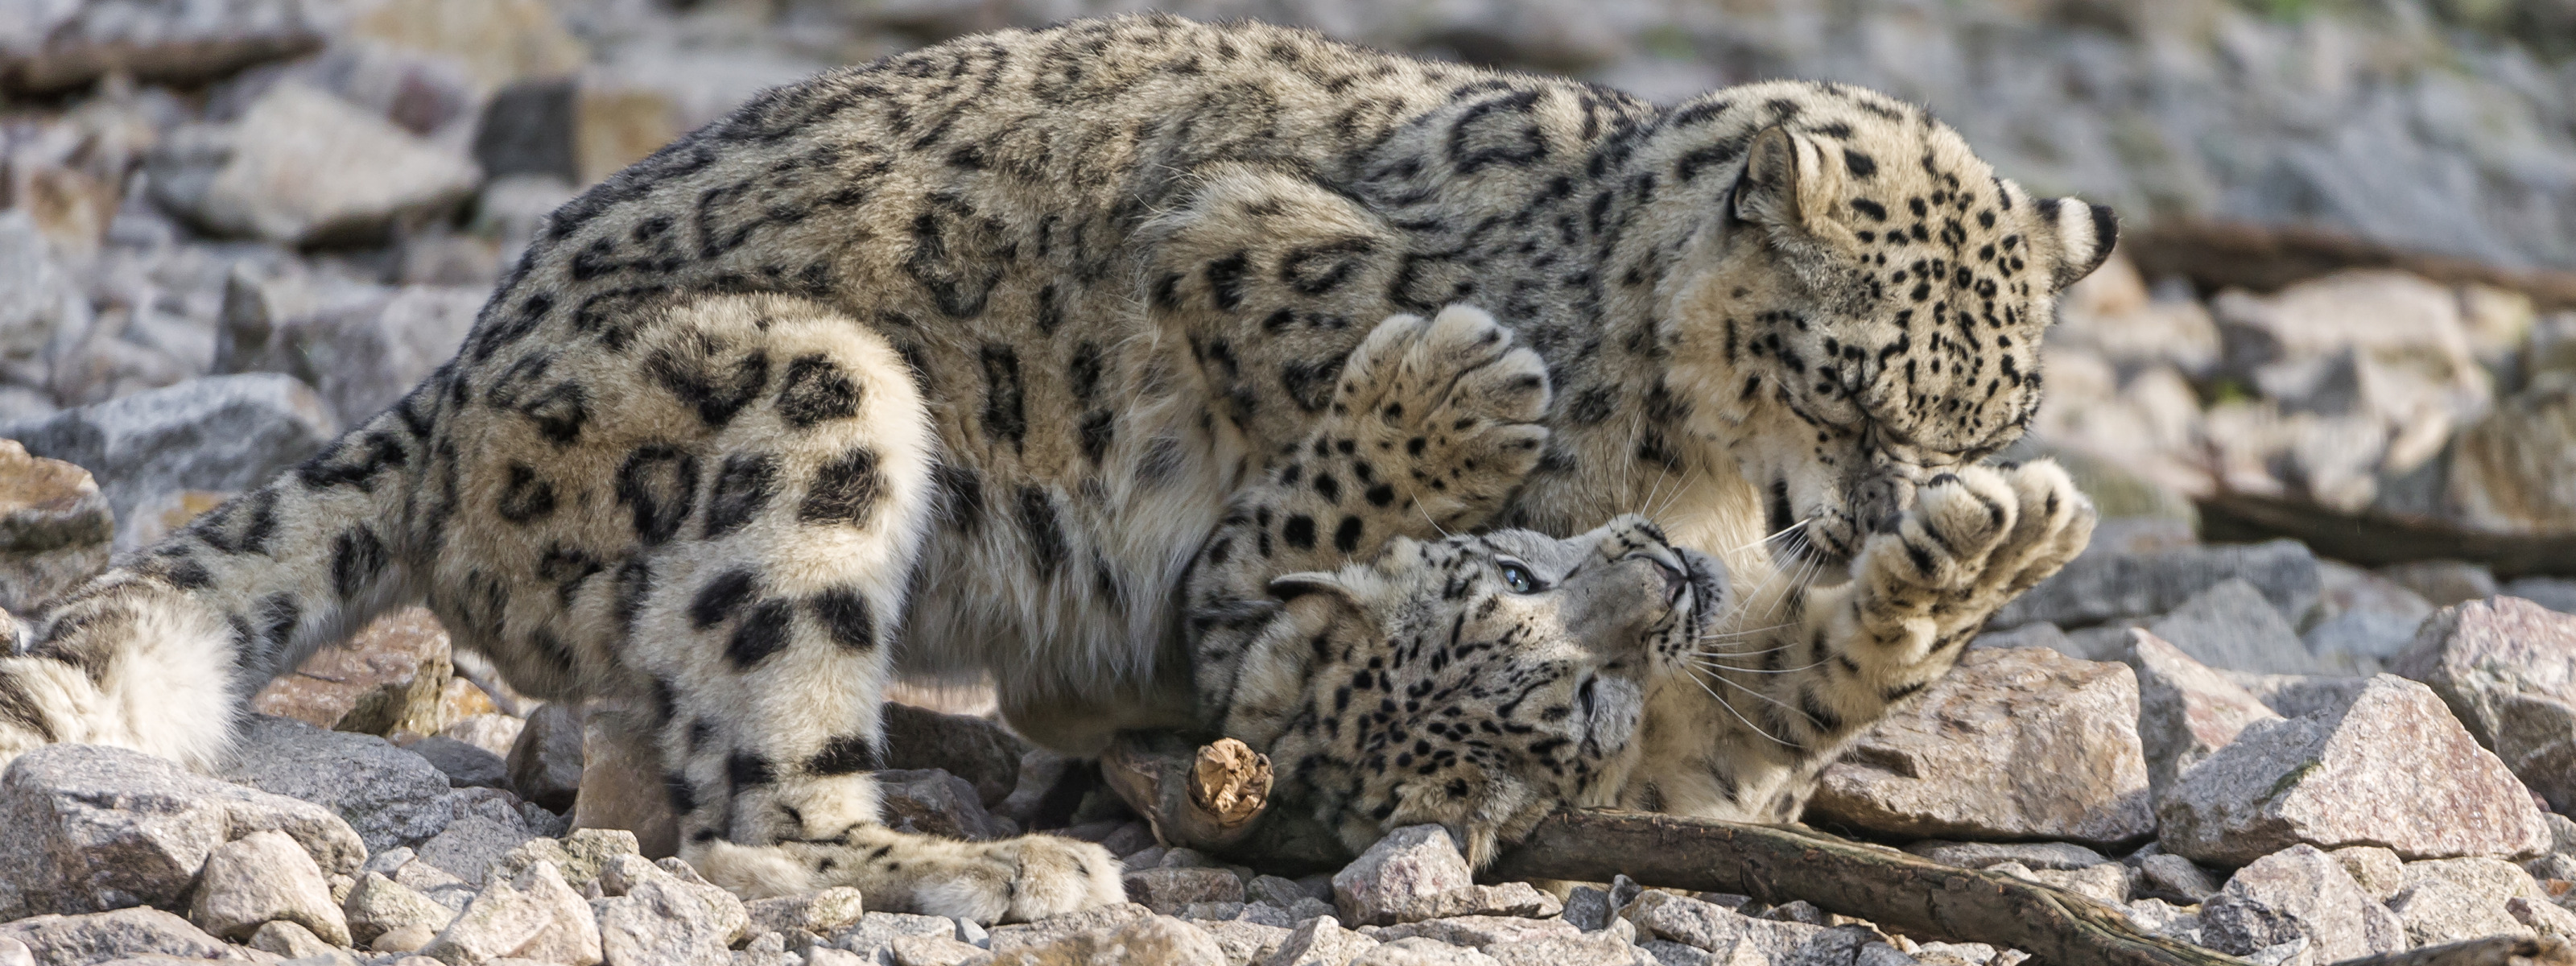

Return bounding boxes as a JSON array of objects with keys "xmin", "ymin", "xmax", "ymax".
[{"xmin": 0, "ymin": 14, "xmax": 2107, "ymax": 922}]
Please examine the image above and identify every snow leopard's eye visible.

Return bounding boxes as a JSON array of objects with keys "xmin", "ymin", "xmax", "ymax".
[{"xmin": 1496, "ymin": 559, "xmax": 1543, "ymax": 594}]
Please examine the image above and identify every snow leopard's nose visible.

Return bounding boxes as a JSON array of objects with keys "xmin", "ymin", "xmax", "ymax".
[{"xmin": 1852, "ymin": 473, "xmax": 1915, "ymax": 535}]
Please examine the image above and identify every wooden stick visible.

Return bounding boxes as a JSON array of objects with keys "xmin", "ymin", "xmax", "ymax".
[{"xmin": 1488, "ymin": 809, "xmax": 2239, "ymax": 966}]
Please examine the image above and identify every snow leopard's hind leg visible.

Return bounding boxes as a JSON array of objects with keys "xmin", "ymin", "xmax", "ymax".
[{"xmin": 571, "ymin": 294, "xmax": 1120, "ymax": 923}]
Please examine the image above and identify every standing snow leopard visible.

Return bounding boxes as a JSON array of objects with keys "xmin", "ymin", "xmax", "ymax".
[{"xmin": 0, "ymin": 15, "xmax": 2106, "ymax": 921}]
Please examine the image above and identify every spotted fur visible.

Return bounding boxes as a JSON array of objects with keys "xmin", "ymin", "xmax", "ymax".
[{"xmin": 0, "ymin": 15, "xmax": 2110, "ymax": 919}]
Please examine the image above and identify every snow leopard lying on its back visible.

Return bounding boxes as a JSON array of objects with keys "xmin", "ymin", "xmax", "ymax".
[{"xmin": 0, "ymin": 14, "xmax": 2105, "ymax": 922}]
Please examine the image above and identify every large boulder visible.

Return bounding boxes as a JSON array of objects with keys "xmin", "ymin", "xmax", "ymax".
[
  {"xmin": 2392, "ymin": 597, "xmax": 2576, "ymax": 813},
  {"xmin": 0, "ymin": 373, "xmax": 336, "ymax": 527},
  {"xmin": 1806, "ymin": 647, "xmax": 2154, "ymax": 846},
  {"xmin": 219, "ymin": 713, "xmax": 456, "ymax": 852},
  {"xmin": 2158, "ymin": 675, "xmax": 2549, "ymax": 865},
  {"xmin": 0, "ymin": 439, "xmax": 113, "ymax": 614},
  {"xmin": 147, "ymin": 82, "xmax": 480, "ymax": 247},
  {"xmin": 0, "ymin": 743, "xmax": 365, "ymax": 920},
  {"xmin": 0, "ymin": 906, "xmax": 240, "ymax": 966}
]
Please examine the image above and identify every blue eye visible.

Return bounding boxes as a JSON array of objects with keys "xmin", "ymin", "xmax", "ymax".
[{"xmin": 1498, "ymin": 560, "xmax": 1541, "ymax": 593}]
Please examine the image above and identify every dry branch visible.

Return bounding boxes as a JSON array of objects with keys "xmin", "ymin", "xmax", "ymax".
[{"xmin": 1100, "ymin": 737, "xmax": 2570, "ymax": 966}]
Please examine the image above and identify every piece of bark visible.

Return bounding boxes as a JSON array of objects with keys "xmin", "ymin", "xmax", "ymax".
[{"xmin": 2197, "ymin": 492, "xmax": 2576, "ymax": 579}]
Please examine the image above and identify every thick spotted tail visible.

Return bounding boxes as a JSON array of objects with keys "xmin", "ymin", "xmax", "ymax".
[{"xmin": 0, "ymin": 386, "xmax": 437, "ymax": 771}]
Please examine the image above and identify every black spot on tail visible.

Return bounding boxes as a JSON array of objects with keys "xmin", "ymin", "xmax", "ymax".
[
  {"xmin": 1018, "ymin": 486, "xmax": 1066, "ymax": 579},
  {"xmin": 811, "ymin": 588, "xmax": 875, "ymax": 652},
  {"xmin": 934, "ymin": 464, "xmax": 984, "ymax": 533},
  {"xmin": 726, "ymin": 599, "xmax": 794, "ymax": 669},
  {"xmin": 497, "ymin": 464, "xmax": 558, "ymax": 523},
  {"xmin": 728, "ymin": 750, "xmax": 777, "ymax": 787},
  {"xmin": 806, "ymin": 734, "xmax": 881, "ymax": 775},
  {"xmin": 691, "ymin": 569, "xmax": 760, "ymax": 630},
  {"xmin": 799, "ymin": 448, "xmax": 882, "ymax": 526},
  {"xmin": 979, "ymin": 345, "xmax": 1026, "ymax": 450},
  {"xmin": 704, "ymin": 453, "xmax": 781, "ymax": 539},
  {"xmin": 776, "ymin": 353, "xmax": 862, "ymax": 427}
]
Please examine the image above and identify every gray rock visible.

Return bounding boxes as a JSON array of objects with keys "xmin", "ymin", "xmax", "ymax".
[
  {"xmin": 742, "ymin": 888, "xmax": 865, "ymax": 938},
  {"xmin": 146, "ymin": 83, "xmax": 480, "ymax": 247},
  {"xmin": 885, "ymin": 933, "xmax": 993, "ymax": 966},
  {"xmin": 506, "ymin": 703, "xmax": 584, "ymax": 814},
  {"xmin": 0, "ymin": 743, "xmax": 365, "ymax": 920},
  {"xmin": 407, "ymin": 737, "xmax": 508, "ymax": 791},
  {"xmin": 594, "ymin": 854, "xmax": 751, "ymax": 966},
  {"xmin": 1364, "ymin": 915, "xmax": 1581, "ymax": 947},
  {"xmin": 0, "ymin": 438, "xmax": 114, "ymax": 614},
  {"xmin": 2379, "ymin": 561, "xmax": 2501, "ymax": 608},
  {"xmin": 1262, "ymin": 916, "xmax": 1378, "ymax": 966},
  {"xmin": 2199, "ymin": 844, "xmax": 2406, "ymax": 961},
  {"xmin": 1128, "ymin": 868, "xmax": 1249, "ymax": 915},
  {"xmin": 1333, "ymin": 826, "xmax": 1475, "ymax": 927},
  {"xmin": 1617, "ymin": 891, "xmax": 1826, "ymax": 961},
  {"xmin": 839, "ymin": 910, "xmax": 973, "ymax": 956},
  {"xmin": 0, "ymin": 373, "xmax": 336, "ymax": 526},
  {"xmin": 2392, "ymin": 597, "xmax": 2576, "ymax": 813},
  {"xmin": 2158, "ymin": 675, "xmax": 2549, "ymax": 865},
  {"xmin": 419, "ymin": 861, "xmax": 602, "ymax": 966},
  {"xmin": 1808, "ymin": 647, "xmax": 2154, "ymax": 846},
  {"xmin": 0, "ymin": 907, "xmax": 236, "ymax": 966},
  {"xmin": 2137, "ymin": 853, "xmax": 2223, "ymax": 903},
  {"xmin": 221, "ymin": 714, "xmax": 455, "ymax": 852},
  {"xmin": 1562, "ymin": 886, "xmax": 1613, "ymax": 931},
  {"xmin": 1636, "ymin": 939, "xmax": 1712, "ymax": 966},
  {"xmin": 216, "ymin": 275, "xmax": 480, "ymax": 427},
  {"xmin": 1989, "ymin": 539, "xmax": 2319, "ymax": 633},
  {"xmin": 1484, "ymin": 932, "xmax": 1657, "ymax": 966},
  {"xmin": 0, "ymin": 0, "xmax": 327, "ymax": 93},
  {"xmin": 1245, "ymin": 876, "xmax": 1315, "ymax": 910},
  {"xmin": 883, "ymin": 703, "xmax": 1034, "ymax": 808},
  {"xmin": 2145, "ymin": 578, "xmax": 2328, "ymax": 675},
  {"xmin": 414, "ymin": 815, "xmax": 535, "ymax": 887},
  {"xmin": 1348, "ymin": 937, "xmax": 1501, "ymax": 966},
  {"xmin": 2505, "ymin": 579, "xmax": 2576, "ymax": 616},
  {"xmin": 1382, "ymin": 883, "xmax": 1563, "ymax": 923},
  {"xmin": 1199, "ymin": 919, "xmax": 1291, "ymax": 966},
  {"xmin": 2399, "ymin": 857, "xmax": 2544, "ymax": 907},
  {"xmin": 188, "ymin": 828, "xmax": 350, "ymax": 945},
  {"xmin": 1903, "ymin": 840, "xmax": 2112, "ymax": 871},
  {"xmin": 489, "ymin": 828, "xmax": 637, "ymax": 894},
  {"xmin": 2123, "ymin": 629, "xmax": 2285, "ymax": 792},
  {"xmin": 876, "ymin": 768, "xmax": 1010, "ymax": 840},
  {"xmin": 344, "ymin": 872, "xmax": 456, "ymax": 947},
  {"xmin": 2303, "ymin": 562, "xmax": 2434, "ymax": 666},
  {"xmin": 2387, "ymin": 877, "xmax": 2530, "ymax": 946},
  {"xmin": 983, "ymin": 911, "xmax": 1224, "ymax": 965},
  {"xmin": 251, "ymin": 920, "xmax": 353, "ymax": 963},
  {"xmin": 2124, "ymin": 898, "xmax": 2202, "ymax": 946}
]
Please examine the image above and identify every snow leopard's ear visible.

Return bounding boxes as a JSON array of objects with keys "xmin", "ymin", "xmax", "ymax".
[
  {"xmin": 1732, "ymin": 125, "xmax": 1842, "ymax": 235},
  {"xmin": 2032, "ymin": 196, "xmax": 2120, "ymax": 291}
]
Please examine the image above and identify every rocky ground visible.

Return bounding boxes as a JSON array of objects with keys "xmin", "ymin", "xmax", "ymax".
[{"xmin": 10, "ymin": 0, "xmax": 2576, "ymax": 964}]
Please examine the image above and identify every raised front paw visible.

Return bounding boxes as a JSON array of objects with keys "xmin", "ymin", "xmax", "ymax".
[
  {"xmin": 1852, "ymin": 460, "xmax": 2095, "ymax": 655},
  {"xmin": 1330, "ymin": 304, "xmax": 1550, "ymax": 526}
]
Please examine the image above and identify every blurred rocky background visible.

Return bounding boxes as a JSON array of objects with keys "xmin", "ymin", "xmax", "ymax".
[{"xmin": 9, "ymin": 1, "xmax": 2576, "ymax": 964}]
